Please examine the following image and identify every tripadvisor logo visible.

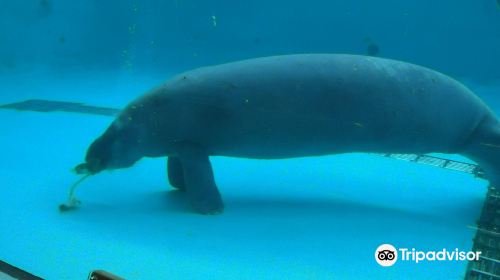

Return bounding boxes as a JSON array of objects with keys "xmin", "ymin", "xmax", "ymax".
[
  {"xmin": 375, "ymin": 244, "xmax": 398, "ymax": 267},
  {"xmin": 375, "ymin": 244, "xmax": 482, "ymax": 267}
]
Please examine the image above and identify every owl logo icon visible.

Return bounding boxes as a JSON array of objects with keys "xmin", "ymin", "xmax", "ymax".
[{"xmin": 375, "ymin": 244, "xmax": 398, "ymax": 266}]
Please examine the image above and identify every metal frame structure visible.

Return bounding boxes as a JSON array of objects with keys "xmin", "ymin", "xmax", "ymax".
[
  {"xmin": 379, "ymin": 153, "xmax": 486, "ymax": 179},
  {"xmin": 465, "ymin": 185, "xmax": 500, "ymax": 279}
]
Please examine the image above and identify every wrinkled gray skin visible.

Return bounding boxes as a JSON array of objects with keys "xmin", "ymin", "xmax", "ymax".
[{"xmin": 83, "ymin": 54, "xmax": 500, "ymax": 214}]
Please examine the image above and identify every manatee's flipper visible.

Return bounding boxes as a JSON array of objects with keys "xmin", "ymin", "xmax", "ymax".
[
  {"xmin": 167, "ymin": 156, "xmax": 185, "ymax": 191},
  {"xmin": 175, "ymin": 143, "xmax": 224, "ymax": 214}
]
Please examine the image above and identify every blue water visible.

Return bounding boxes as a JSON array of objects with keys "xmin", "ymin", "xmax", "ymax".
[{"xmin": 1, "ymin": 1, "xmax": 499, "ymax": 279}]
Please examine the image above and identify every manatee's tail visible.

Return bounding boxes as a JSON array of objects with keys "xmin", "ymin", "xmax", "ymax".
[{"xmin": 463, "ymin": 118, "xmax": 500, "ymax": 187}]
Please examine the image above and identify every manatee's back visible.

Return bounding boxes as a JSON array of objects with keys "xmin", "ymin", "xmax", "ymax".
[{"xmin": 160, "ymin": 54, "xmax": 495, "ymax": 158}]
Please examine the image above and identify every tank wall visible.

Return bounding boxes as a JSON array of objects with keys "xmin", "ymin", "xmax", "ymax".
[{"xmin": 0, "ymin": 0, "xmax": 499, "ymax": 82}]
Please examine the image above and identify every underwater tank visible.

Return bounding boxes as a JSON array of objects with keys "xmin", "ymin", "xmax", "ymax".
[{"xmin": 0, "ymin": 0, "xmax": 499, "ymax": 279}]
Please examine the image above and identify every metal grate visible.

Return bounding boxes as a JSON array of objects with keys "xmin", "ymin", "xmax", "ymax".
[
  {"xmin": 465, "ymin": 186, "xmax": 500, "ymax": 279},
  {"xmin": 379, "ymin": 153, "xmax": 486, "ymax": 179}
]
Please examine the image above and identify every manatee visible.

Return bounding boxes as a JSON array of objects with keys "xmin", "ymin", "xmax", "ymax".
[{"xmin": 78, "ymin": 54, "xmax": 500, "ymax": 214}]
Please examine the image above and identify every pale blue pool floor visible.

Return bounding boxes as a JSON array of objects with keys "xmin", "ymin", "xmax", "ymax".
[{"xmin": 0, "ymin": 71, "xmax": 496, "ymax": 279}]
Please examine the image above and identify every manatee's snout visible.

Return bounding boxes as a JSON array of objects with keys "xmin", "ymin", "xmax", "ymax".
[
  {"xmin": 80, "ymin": 121, "xmax": 144, "ymax": 174},
  {"xmin": 82, "ymin": 137, "xmax": 111, "ymax": 174},
  {"xmin": 85, "ymin": 157, "xmax": 104, "ymax": 174},
  {"xmin": 73, "ymin": 161, "xmax": 100, "ymax": 175},
  {"xmin": 73, "ymin": 155, "xmax": 104, "ymax": 175}
]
